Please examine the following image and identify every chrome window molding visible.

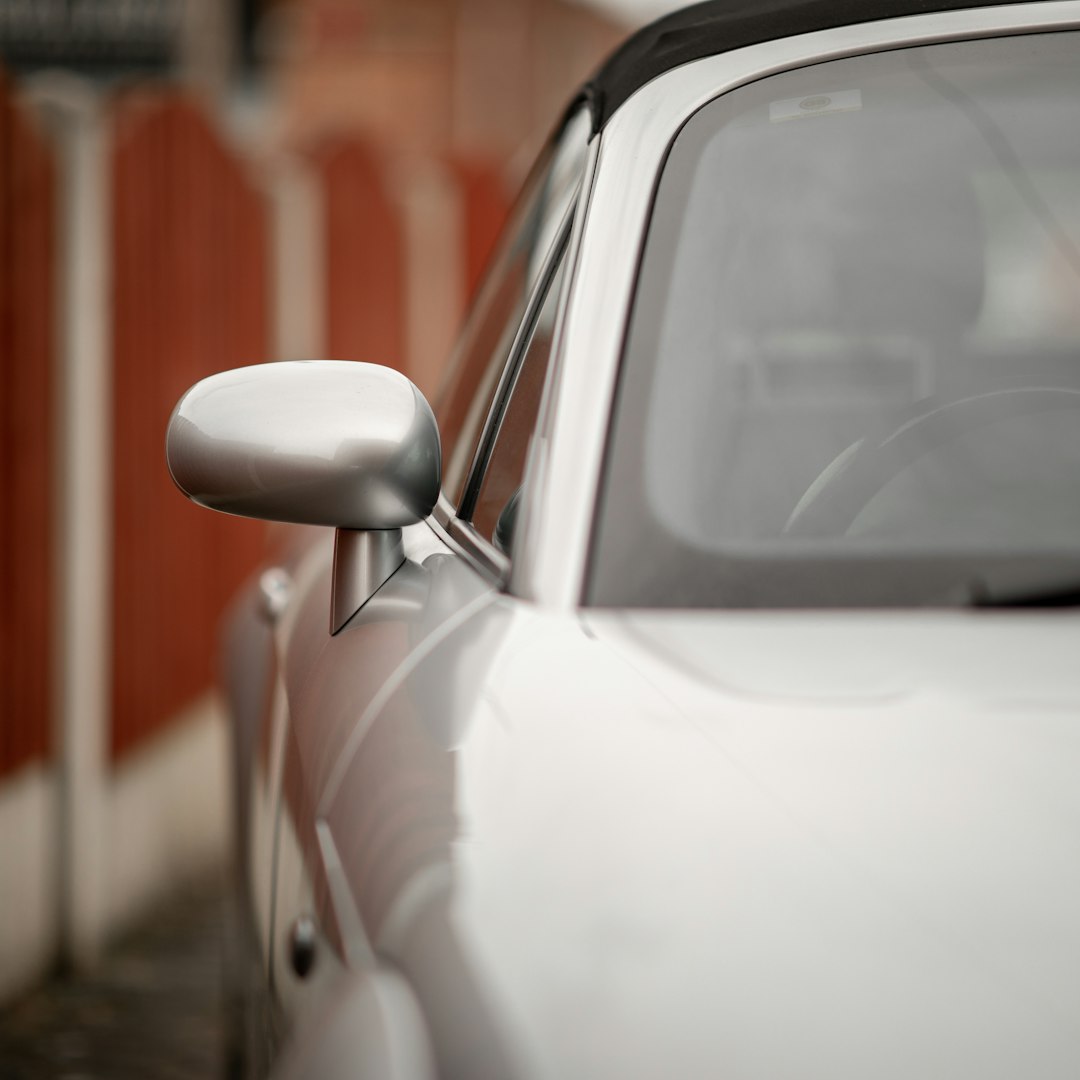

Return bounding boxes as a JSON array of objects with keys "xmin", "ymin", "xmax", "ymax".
[
  {"xmin": 430, "ymin": 145, "xmax": 588, "ymax": 588},
  {"xmin": 508, "ymin": 122, "xmax": 603, "ymax": 602},
  {"xmin": 439, "ymin": 106, "xmax": 592, "ymax": 518},
  {"xmin": 459, "ymin": 204, "xmax": 575, "ymax": 521},
  {"xmin": 427, "ymin": 495, "xmax": 510, "ymax": 584},
  {"xmin": 516, "ymin": 0, "xmax": 1080, "ymax": 612},
  {"xmin": 446, "ymin": 517, "xmax": 512, "ymax": 580},
  {"xmin": 426, "ymin": 207, "xmax": 575, "ymax": 588},
  {"xmin": 431, "ymin": 491, "xmax": 457, "ymax": 532}
]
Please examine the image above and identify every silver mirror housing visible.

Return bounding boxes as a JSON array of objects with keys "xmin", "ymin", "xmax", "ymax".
[
  {"xmin": 167, "ymin": 361, "xmax": 441, "ymax": 634},
  {"xmin": 166, "ymin": 361, "xmax": 441, "ymax": 530}
]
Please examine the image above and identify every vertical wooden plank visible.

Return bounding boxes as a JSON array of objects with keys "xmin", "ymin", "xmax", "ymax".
[
  {"xmin": 451, "ymin": 158, "xmax": 511, "ymax": 303},
  {"xmin": 109, "ymin": 93, "xmax": 269, "ymax": 760},
  {"xmin": 0, "ymin": 70, "xmax": 11, "ymax": 778},
  {"xmin": 0, "ymin": 70, "xmax": 55, "ymax": 777},
  {"xmin": 314, "ymin": 141, "xmax": 510, "ymax": 393},
  {"xmin": 314, "ymin": 141, "xmax": 405, "ymax": 370}
]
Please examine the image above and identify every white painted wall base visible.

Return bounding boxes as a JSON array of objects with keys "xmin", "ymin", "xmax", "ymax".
[
  {"xmin": 0, "ymin": 695, "xmax": 231, "ymax": 1006},
  {"xmin": 105, "ymin": 693, "xmax": 232, "ymax": 934},
  {"xmin": 0, "ymin": 763, "xmax": 60, "ymax": 1006}
]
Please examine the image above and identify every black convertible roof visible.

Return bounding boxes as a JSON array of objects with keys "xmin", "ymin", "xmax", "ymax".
[{"xmin": 585, "ymin": 0, "xmax": 1057, "ymax": 130}]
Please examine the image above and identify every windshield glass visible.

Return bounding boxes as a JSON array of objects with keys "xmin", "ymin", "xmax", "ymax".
[{"xmin": 590, "ymin": 33, "xmax": 1080, "ymax": 608}]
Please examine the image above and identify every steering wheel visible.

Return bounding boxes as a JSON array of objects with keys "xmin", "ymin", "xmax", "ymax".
[{"xmin": 784, "ymin": 387, "xmax": 1080, "ymax": 537}]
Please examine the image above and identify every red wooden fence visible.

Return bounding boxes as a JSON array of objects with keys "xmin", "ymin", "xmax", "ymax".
[
  {"xmin": 0, "ymin": 71, "xmax": 54, "ymax": 778},
  {"xmin": 452, "ymin": 158, "xmax": 511, "ymax": 301},
  {"xmin": 312, "ymin": 139, "xmax": 510, "ymax": 394},
  {"xmin": 314, "ymin": 140, "xmax": 406, "ymax": 371},
  {"xmin": 110, "ymin": 93, "xmax": 270, "ymax": 759}
]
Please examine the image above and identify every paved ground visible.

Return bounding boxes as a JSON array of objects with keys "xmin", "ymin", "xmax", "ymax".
[{"xmin": 0, "ymin": 878, "xmax": 229, "ymax": 1079}]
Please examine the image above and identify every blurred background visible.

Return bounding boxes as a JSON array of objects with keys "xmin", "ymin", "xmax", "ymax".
[{"xmin": 0, "ymin": 0, "xmax": 680, "ymax": 1013}]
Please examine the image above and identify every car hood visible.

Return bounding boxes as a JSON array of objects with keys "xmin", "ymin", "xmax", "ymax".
[{"xmin": 359, "ymin": 607, "xmax": 1080, "ymax": 1079}]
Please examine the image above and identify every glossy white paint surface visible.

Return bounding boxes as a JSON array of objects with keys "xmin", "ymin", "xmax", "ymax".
[
  {"xmin": 211, "ymin": 6, "xmax": 1080, "ymax": 1077},
  {"xmin": 272, "ymin": 966, "xmax": 437, "ymax": 1080},
  {"xmin": 351, "ymin": 603, "xmax": 1080, "ymax": 1079}
]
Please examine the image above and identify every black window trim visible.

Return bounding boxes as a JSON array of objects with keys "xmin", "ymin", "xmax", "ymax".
[
  {"xmin": 426, "ymin": 207, "xmax": 576, "ymax": 585},
  {"xmin": 458, "ymin": 201, "xmax": 576, "ymax": 524}
]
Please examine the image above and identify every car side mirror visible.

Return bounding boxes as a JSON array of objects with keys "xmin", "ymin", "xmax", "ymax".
[{"xmin": 166, "ymin": 360, "xmax": 441, "ymax": 633}]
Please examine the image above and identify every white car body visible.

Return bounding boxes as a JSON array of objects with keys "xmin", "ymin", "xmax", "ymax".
[{"xmin": 170, "ymin": 2, "xmax": 1080, "ymax": 1077}]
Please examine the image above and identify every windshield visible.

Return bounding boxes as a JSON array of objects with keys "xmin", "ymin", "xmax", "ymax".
[{"xmin": 590, "ymin": 32, "xmax": 1080, "ymax": 608}]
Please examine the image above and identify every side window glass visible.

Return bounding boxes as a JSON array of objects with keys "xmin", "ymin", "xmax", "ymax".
[
  {"xmin": 435, "ymin": 108, "xmax": 590, "ymax": 507},
  {"xmin": 471, "ymin": 250, "xmax": 569, "ymax": 555}
]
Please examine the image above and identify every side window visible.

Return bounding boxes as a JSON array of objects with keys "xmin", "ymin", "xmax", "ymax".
[
  {"xmin": 435, "ymin": 108, "xmax": 590, "ymax": 507},
  {"xmin": 470, "ymin": 246, "xmax": 569, "ymax": 555}
]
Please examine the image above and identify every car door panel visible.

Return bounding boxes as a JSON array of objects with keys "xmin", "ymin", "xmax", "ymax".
[
  {"xmin": 267, "ymin": 520, "xmax": 498, "ymax": 1038},
  {"xmin": 322, "ymin": 597, "xmax": 521, "ymax": 1080}
]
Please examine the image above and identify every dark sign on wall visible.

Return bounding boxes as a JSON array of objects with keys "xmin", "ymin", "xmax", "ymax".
[{"xmin": 0, "ymin": 0, "xmax": 181, "ymax": 75}]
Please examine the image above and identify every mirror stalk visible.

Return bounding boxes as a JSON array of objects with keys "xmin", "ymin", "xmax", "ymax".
[{"xmin": 331, "ymin": 528, "xmax": 406, "ymax": 635}]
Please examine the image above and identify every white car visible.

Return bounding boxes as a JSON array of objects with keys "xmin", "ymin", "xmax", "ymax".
[{"xmin": 167, "ymin": 1, "xmax": 1080, "ymax": 1077}]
